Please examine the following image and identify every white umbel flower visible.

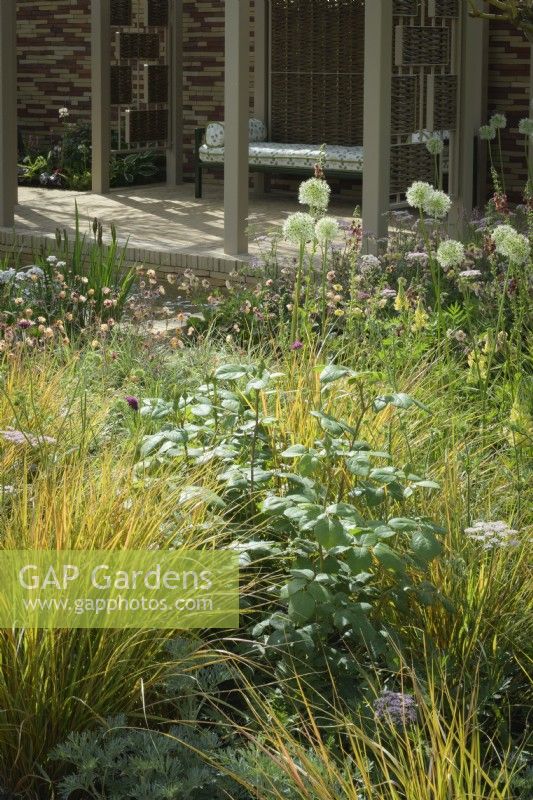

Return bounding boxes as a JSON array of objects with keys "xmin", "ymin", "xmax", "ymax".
[
  {"xmin": 298, "ymin": 178, "xmax": 331, "ymax": 211},
  {"xmin": 436, "ymin": 239, "xmax": 465, "ymax": 270},
  {"xmin": 423, "ymin": 189, "xmax": 452, "ymax": 219},
  {"xmin": 518, "ymin": 118, "xmax": 533, "ymax": 137},
  {"xmin": 479, "ymin": 124, "xmax": 496, "ymax": 141},
  {"xmin": 490, "ymin": 113, "xmax": 507, "ymax": 130},
  {"xmin": 491, "ymin": 224, "xmax": 530, "ymax": 265},
  {"xmin": 283, "ymin": 212, "xmax": 316, "ymax": 244},
  {"xmin": 406, "ymin": 181, "xmax": 434, "ymax": 210},
  {"xmin": 315, "ymin": 216, "xmax": 340, "ymax": 244}
]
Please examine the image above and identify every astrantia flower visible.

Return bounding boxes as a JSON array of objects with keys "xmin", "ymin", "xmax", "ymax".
[
  {"xmin": 358, "ymin": 254, "xmax": 381, "ymax": 271},
  {"xmin": 423, "ymin": 189, "xmax": 452, "ymax": 219},
  {"xmin": 315, "ymin": 216, "xmax": 340, "ymax": 244},
  {"xmin": 458, "ymin": 269, "xmax": 482, "ymax": 279},
  {"xmin": 58, "ymin": 107, "xmax": 69, "ymax": 119},
  {"xmin": 406, "ymin": 181, "xmax": 434, "ymax": 210},
  {"xmin": 436, "ymin": 239, "xmax": 465, "ymax": 270},
  {"xmin": 491, "ymin": 224, "xmax": 530, "ymax": 265},
  {"xmin": 426, "ymin": 136, "xmax": 444, "ymax": 155},
  {"xmin": 490, "ymin": 113, "xmax": 507, "ymax": 130},
  {"xmin": 464, "ymin": 520, "xmax": 520, "ymax": 550},
  {"xmin": 518, "ymin": 118, "xmax": 533, "ymax": 137},
  {"xmin": 283, "ymin": 212, "xmax": 316, "ymax": 244},
  {"xmin": 0, "ymin": 429, "xmax": 56, "ymax": 447},
  {"xmin": 298, "ymin": 178, "xmax": 331, "ymax": 211},
  {"xmin": 374, "ymin": 691, "xmax": 417, "ymax": 728},
  {"xmin": 479, "ymin": 124, "xmax": 496, "ymax": 141}
]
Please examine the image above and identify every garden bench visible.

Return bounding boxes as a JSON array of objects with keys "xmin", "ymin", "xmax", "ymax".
[{"xmin": 194, "ymin": 120, "xmax": 363, "ymax": 199}]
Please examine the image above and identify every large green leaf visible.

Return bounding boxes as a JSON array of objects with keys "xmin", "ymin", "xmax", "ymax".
[
  {"xmin": 288, "ymin": 590, "xmax": 316, "ymax": 624},
  {"xmin": 373, "ymin": 543, "xmax": 406, "ymax": 573},
  {"xmin": 314, "ymin": 517, "xmax": 350, "ymax": 549},
  {"xmin": 411, "ymin": 530, "xmax": 442, "ymax": 562}
]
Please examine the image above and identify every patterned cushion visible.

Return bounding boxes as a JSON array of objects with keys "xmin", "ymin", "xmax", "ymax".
[
  {"xmin": 205, "ymin": 121, "xmax": 225, "ymax": 148},
  {"xmin": 199, "ymin": 142, "xmax": 364, "ymax": 172},
  {"xmin": 249, "ymin": 118, "xmax": 267, "ymax": 142}
]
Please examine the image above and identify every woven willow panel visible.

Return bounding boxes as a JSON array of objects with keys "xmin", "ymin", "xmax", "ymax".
[
  {"xmin": 393, "ymin": 0, "xmax": 419, "ymax": 15},
  {"xmin": 428, "ymin": 74, "xmax": 458, "ymax": 129},
  {"xmin": 395, "ymin": 26, "xmax": 449, "ymax": 66},
  {"xmin": 110, "ymin": 65, "xmax": 132, "ymax": 105},
  {"xmin": 127, "ymin": 108, "xmax": 168, "ymax": 143},
  {"xmin": 391, "ymin": 75, "xmax": 419, "ymax": 135},
  {"xmin": 428, "ymin": 0, "xmax": 459, "ymax": 17},
  {"xmin": 147, "ymin": 64, "xmax": 168, "ymax": 103},
  {"xmin": 111, "ymin": 0, "xmax": 132, "ymax": 27},
  {"xmin": 270, "ymin": 0, "xmax": 365, "ymax": 146},
  {"xmin": 390, "ymin": 144, "xmax": 433, "ymax": 194},
  {"xmin": 147, "ymin": 0, "xmax": 168, "ymax": 27},
  {"xmin": 118, "ymin": 32, "xmax": 160, "ymax": 60}
]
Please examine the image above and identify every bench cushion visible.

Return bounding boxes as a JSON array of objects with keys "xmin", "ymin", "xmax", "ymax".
[{"xmin": 199, "ymin": 142, "xmax": 364, "ymax": 173}]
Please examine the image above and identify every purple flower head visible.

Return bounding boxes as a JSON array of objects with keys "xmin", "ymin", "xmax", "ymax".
[
  {"xmin": 374, "ymin": 691, "xmax": 417, "ymax": 728},
  {"xmin": 18, "ymin": 319, "xmax": 32, "ymax": 329},
  {"xmin": 291, "ymin": 340, "xmax": 303, "ymax": 351},
  {"xmin": 125, "ymin": 396, "xmax": 140, "ymax": 412}
]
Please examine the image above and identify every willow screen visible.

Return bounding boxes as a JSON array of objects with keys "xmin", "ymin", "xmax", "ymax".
[{"xmin": 270, "ymin": 0, "xmax": 365, "ymax": 146}]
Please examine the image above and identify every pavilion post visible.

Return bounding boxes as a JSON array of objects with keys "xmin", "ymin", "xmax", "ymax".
[
  {"xmin": 451, "ymin": 9, "xmax": 487, "ymax": 222},
  {"xmin": 253, "ymin": 0, "xmax": 268, "ymax": 196},
  {"xmin": 362, "ymin": 0, "xmax": 393, "ymax": 250},
  {"xmin": 224, "ymin": 0, "xmax": 249, "ymax": 257},
  {"xmin": 91, "ymin": 0, "xmax": 111, "ymax": 194},
  {"xmin": 0, "ymin": 0, "xmax": 18, "ymax": 227},
  {"xmin": 167, "ymin": 0, "xmax": 184, "ymax": 186}
]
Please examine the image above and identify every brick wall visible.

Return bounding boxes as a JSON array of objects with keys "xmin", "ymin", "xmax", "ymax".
[
  {"xmin": 17, "ymin": 0, "xmax": 91, "ymax": 147},
  {"xmin": 487, "ymin": 20, "xmax": 531, "ymax": 201}
]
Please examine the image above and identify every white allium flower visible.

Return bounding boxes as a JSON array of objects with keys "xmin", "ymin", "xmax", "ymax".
[
  {"xmin": 46, "ymin": 255, "xmax": 57, "ymax": 264},
  {"xmin": 315, "ymin": 216, "xmax": 340, "ymax": 244},
  {"xmin": 423, "ymin": 189, "xmax": 452, "ymax": 219},
  {"xmin": 436, "ymin": 239, "xmax": 465, "ymax": 270},
  {"xmin": 518, "ymin": 118, "xmax": 533, "ymax": 137},
  {"xmin": 426, "ymin": 136, "xmax": 444, "ymax": 155},
  {"xmin": 491, "ymin": 224, "xmax": 531, "ymax": 265},
  {"xmin": 479, "ymin": 125, "xmax": 496, "ymax": 141},
  {"xmin": 283, "ymin": 212, "xmax": 316, "ymax": 244},
  {"xmin": 298, "ymin": 178, "xmax": 331, "ymax": 211},
  {"xmin": 490, "ymin": 113, "xmax": 507, "ymax": 130},
  {"xmin": 58, "ymin": 107, "xmax": 69, "ymax": 119},
  {"xmin": 406, "ymin": 181, "xmax": 434, "ymax": 210}
]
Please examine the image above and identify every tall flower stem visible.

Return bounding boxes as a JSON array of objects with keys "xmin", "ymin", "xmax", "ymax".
[
  {"xmin": 497, "ymin": 129, "xmax": 506, "ymax": 195},
  {"xmin": 290, "ymin": 241, "xmax": 305, "ymax": 343}
]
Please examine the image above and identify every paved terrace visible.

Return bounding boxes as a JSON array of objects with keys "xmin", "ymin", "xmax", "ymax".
[{"xmin": 0, "ymin": 184, "xmax": 358, "ymax": 286}]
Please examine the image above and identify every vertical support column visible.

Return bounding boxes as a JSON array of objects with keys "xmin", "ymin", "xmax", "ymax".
[
  {"xmin": 167, "ymin": 0, "xmax": 184, "ymax": 186},
  {"xmin": 362, "ymin": 0, "xmax": 393, "ymax": 249},
  {"xmin": 92, "ymin": 0, "xmax": 111, "ymax": 194},
  {"xmin": 253, "ymin": 0, "xmax": 267, "ymax": 196},
  {"xmin": 224, "ymin": 0, "xmax": 249, "ymax": 257},
  {"xmin": 0, "ymin": 0, "xmax": 17, "ymax": 227},
  {"xmin": 452, "ymin": 8, "xmax": 487, "ymax": 220}
]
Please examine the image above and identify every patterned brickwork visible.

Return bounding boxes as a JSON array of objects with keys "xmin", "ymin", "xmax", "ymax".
[
  {"xmin": 16, "ymin": 1, "xmax": 92, "ymax": 146},
  {"xmin": 487, "ymin": 20, "xmax": 531, "ymax": 201}
]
